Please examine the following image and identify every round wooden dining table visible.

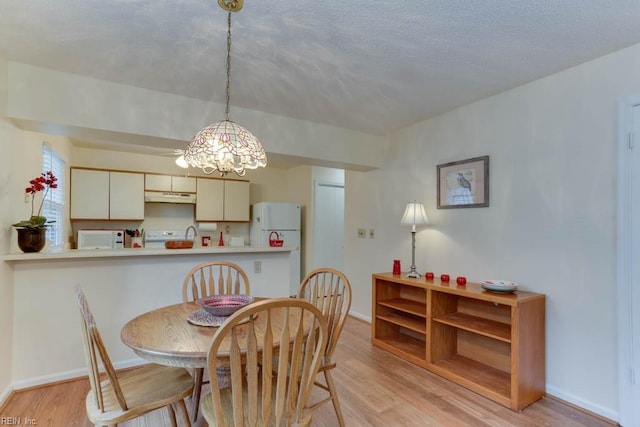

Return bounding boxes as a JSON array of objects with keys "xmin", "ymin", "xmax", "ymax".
[
  {"xmin": 120, "ymin": 299, "xmax": 304, "ymax": 369},
  {"xmin": 121, "ymin": 298, "xmax": 312, "ymax": 422}
]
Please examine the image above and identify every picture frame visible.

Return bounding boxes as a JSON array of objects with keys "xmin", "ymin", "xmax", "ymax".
[{"xmin": 437, "ymin": 155, "xmax": 489, "ymax": 209}]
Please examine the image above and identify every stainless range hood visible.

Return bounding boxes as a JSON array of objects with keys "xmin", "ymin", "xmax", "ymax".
[{"xmin": 144, "ymin": 192, "xmax": 196, "ymax": 204}]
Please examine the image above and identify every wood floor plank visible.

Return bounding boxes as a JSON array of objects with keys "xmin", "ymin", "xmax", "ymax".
[{"xmin": 0, "ymin": 317, "xmax": 616, "ymax": 426}]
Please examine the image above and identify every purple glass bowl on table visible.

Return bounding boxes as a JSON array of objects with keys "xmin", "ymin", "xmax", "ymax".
[{"xmin": 196, "ymin": 294, "xmax": 255, "ymax": 317}]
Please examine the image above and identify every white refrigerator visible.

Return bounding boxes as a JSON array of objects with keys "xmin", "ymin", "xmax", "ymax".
[{"xmin": 250, "ymin": 202, "xmax": 301, "ymax": 295}]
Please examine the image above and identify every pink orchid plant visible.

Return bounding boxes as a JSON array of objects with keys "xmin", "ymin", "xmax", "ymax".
[{"xmin": 12, "ymin": 171, "xmax": 58, "ymax": 229}]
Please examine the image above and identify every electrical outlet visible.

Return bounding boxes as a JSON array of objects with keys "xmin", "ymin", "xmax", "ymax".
[
  {"xmin": 254, "ymin": 260, "xmax": 261, "ymax": 273},
  {"xmin": 357, "ymin": 228, "xmax": 366, "ymax": 238},
  {"xmin": 369, "ymin": 228, "xmax": 375, "ymax": 239}
]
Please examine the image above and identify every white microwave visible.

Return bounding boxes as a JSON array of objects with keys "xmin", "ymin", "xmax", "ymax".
[{"xmin": 77, "ymin": 229, "xmax": 125, "ymax": 250}]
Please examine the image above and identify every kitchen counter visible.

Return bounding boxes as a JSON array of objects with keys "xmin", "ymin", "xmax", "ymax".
[{"xmin": 3, "ymin": 245, "xmax": 292, "ymax": 262}]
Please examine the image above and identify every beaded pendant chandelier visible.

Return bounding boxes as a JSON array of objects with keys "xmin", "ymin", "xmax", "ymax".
[{"xmin": 180, "ymin": 0, "xmax": 267, "ymax": 176}]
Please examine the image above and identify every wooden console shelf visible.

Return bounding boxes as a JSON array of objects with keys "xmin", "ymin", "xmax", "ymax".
[{"xmin": 372, "ymin": 273, "xmax": 545, "ymax": 411}]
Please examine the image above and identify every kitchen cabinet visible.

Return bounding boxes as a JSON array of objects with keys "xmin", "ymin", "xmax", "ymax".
[
  {"xmin": 372, "ymin": 273, "xmax": 545, "ymax": 411},
  {"xmin": 109, "ymin": 171, "xmax": 145, "ymax": 219},
  {"xmin": 70, "ymin": 168, "xmax": 144, "ymax": 220},
  {"xmin": 195, "ymin": 178, "xmax": 249, "ymax": 222},
  {"xmin": 195, "ymin": 178, "xmax": 223, "ymax": 221},
  {"xmin": 70, "ymin": 169, "xmax": 109, "ymax": 219},
  {"xmin": 223, "ymin": 180, "xmax": 250, "ymax": 221},
  {"xmin": 145, "ymin": 174, "xmax": 196, "ymax": 193}
]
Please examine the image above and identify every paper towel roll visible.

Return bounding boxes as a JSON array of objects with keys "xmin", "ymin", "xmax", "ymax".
[{"xmin": 198, "ymin": 222, "xmax": 218, "ymax": 232}]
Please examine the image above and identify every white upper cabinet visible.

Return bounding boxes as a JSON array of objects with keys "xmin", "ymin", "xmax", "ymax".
[
  {"xmin": 109, "ymin": 171, "xmax": 145, "ymax": 220},
  {"xmin": 145, "ymin": 174, "xmax": 196, "ymax": 193},
  {"xmin": 195, "ymin": 178, "xmax": 224, "ymax": 221},
  {"xmin": 144, "ymin": 174, "xmax": 171, "ymax": 191},
  {"xmin": 224, "ymin": 180, "xmax": 250, "ymax": 221},
  {"xmin": 71, "ymin": 168, "xmax": 145, "ymax": 220},
  {"xmin": 71, "ymin": 169, "xmax": 246, "ymax": 222},
  {"xmin": 70, "ymin": 169, "xmax": 110, "ymax": 219},
  {"xmin": 196, "ymin": 178, "xmax": 249, "ymax": 222},
  {"xmin": 171, "ymin": 176, "xmax": 196, "ymax": 192}
]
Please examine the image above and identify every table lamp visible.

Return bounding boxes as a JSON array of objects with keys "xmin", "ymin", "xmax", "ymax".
[{"xmin": 401, "ymin": 201, "xmax": 429, "ymax": 278}]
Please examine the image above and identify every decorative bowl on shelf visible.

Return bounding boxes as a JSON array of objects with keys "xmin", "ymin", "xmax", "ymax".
[
  {"xmin": 165, "ymin": 240, "xmax": 193, "ymax": 249},
  {"xmin": 196, "ymin": 294, "xmax": 254, "ymax": 317},
  {"xmin": 480, "ymin": 280, "xmax": 518, "ymax": 293}
]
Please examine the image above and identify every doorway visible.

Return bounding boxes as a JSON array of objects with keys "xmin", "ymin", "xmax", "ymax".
[
  {"xmin": 617, "ymin": 97, "xmax": 640, "ymax": 426},
  {"xmin": 313, "ymin": 181, "xmax": 344, "ymax": 271}
]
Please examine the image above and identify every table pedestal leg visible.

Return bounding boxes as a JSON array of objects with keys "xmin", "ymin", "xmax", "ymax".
[{"xmin": 191, "ymin": 368, "xmax": 204, "ymax": 421}]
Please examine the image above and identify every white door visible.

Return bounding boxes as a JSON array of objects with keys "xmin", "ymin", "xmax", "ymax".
[
  {"xmin": 313, "ymin": 181, "xmax": 344, "ymax": 271},
  {"xmin": 617, "ymin": 99, "xmax": 640, "ymax": 426}
]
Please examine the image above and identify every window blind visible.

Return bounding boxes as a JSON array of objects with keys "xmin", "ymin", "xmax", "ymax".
[{"xmin": 42, "ymin": 143, "xmax": 66, "ymax": 247}]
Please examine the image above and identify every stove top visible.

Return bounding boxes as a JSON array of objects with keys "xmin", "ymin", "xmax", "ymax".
[{"xmin": 144, "ymin": 230, "xmax": 186, "ymax": 248}]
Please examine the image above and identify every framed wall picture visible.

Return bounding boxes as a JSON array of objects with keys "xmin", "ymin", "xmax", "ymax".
[{"xmin": 437, "ymin": 155, "xmax": 489, "ymax": 209}]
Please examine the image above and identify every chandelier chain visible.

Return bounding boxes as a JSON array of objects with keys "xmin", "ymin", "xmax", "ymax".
[
  {"xmin": 225, "ymin": 11, "xmax": 232, "ymax": 121},
  {"xmin": 181, "ymin": 0, "xmax": 266, "ymax": 176}
]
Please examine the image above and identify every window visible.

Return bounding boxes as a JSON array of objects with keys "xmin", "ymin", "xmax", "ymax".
[{"xmin": 42, "ymin": 143, "xmax": 66, "ymax": 248}]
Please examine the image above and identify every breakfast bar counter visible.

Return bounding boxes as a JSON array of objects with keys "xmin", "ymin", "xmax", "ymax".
[
  {"xmin": 6, "ymin": 245, "xmax": 296, "ymax": 388},
  {"xmin": 3, "ymin": 245, "xmax": 292, "ymax": 262}
]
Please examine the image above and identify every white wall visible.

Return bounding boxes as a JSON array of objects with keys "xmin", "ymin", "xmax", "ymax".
[
  {"xmin": 0, "ymin": 55, "xmax": 18, "ymax": 402},
  {"xmin": 10, "ymin": 252, "xmax": 291, "ymax": 385},
  {"xmin": 7, "ymin": 63, "xmax": 388, "ymax": 171},
  {"xmin": 245, "ymin": 165, "xmax": 299, "ymax": 204},
  {"xmin": 0, "ymin": 58, "xmax": 76, "ymax": 400},
  {"xmin": 344, "ymin": 43, "xmax": 640, "ymax": 420}
]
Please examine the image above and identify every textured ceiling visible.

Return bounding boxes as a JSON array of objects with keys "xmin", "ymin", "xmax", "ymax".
[{"xmin": 2, "ymin": 0, "xmax": 640, "ymax": 137}]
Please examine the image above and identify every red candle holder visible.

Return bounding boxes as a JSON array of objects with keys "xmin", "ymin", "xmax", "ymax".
[
  {"xmin": 440, "ymin": 274, "xmax": 450, "ymax": 283},
  {"xmin": 456, "ymin": 276, "xmax": 467, "ymax": 285},
  {"xmin": 425, "ymin": 272, "xmax": 434, "ymax": 280},
  {"xmin": 392, "ymin": 260, "xmax": 401, "ymax": 275}
]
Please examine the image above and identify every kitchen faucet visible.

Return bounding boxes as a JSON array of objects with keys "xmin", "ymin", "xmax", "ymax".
[{"xmin": 185, "ymin": 225, "xmax": 198, "ymax": 240}]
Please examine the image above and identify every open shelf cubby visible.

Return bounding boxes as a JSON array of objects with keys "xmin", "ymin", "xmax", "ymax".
[{"xmin": 372, "ymin": 273, "xmax": 545, "ymax": 411}]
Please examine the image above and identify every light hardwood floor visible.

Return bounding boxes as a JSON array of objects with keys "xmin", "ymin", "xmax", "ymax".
[{"xmin": 0, "ymin": 317, "xmax": 617, "ymax": 426}]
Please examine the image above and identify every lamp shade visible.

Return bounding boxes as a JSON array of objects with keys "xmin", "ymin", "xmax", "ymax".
[
  {"xmin": 401, "ymin": 202, "xmax": 429, "ymax": 226},
  {"xmin": 183, "ymin": 120, "xmax": 267, "ymax": 176}
]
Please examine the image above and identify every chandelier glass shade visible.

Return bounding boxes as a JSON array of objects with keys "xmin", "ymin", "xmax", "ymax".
[
  {"xmin": 183, "ymin": 120, "xmax": 267, "ymax": 176},
  {"xmin": 180, "ymin": 0, "xmax": 267, "ymax": 176}
]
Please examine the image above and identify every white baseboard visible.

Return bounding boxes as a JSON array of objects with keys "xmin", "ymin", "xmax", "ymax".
[
  {"xmin": 11, "ymin": 358, "xmax": 146, "ymax": 391},
  {"xmin": 545, "ymin": 385, "xmax": 618, "ymax": 422},
  {"xmin": 0, "ymin": 384, "xmax": 13, "ymax": 408},
  {"xmin": 348, "ymin": 310, "xmax": 370, "ymax": 323}
]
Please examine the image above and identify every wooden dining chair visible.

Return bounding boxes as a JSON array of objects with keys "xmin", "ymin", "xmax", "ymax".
[
  {"xmin": 201, "ymin": 298, "xmax": 328, "ymax": 427},
  {"xmin": 182, "ymin": 260, "xmax": 251, "ymax": 420},
  {"xmin": 296, "ymin": 268, "xmax": 352, "ymax": 427},
  {"xmin": 74, "ymin": 287, "xmax": 194, "ymax": 427},
  {"xmin": 182, "ymin": 260, "xmax": 251, "ymax": 302}
]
